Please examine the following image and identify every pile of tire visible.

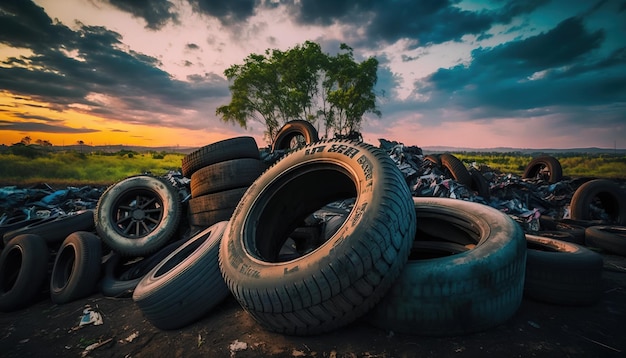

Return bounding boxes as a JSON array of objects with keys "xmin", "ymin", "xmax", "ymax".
[{"xmin": 182, "ymin": 136, "xmax": 267, "ymax": 230}]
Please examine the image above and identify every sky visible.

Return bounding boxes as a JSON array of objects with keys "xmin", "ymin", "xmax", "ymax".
[{"xmin": 0, "ymin": 0, "xmax": 625, "ymax": 150}]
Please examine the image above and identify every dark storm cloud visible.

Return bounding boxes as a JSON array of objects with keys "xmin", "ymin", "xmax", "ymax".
[
  {"xmin": 98, "ymin": 0, "xmax": 179, "ymax": 30},
  {"xmin": 412, "ymin": 15, "xmax": 626, "ymax": 123},
  {"xmin": 288, "ymin": 0, "xmax": 547, "ymax": 47},
  {"xmin": 187, "ymin": 0, "xmax": 256, "ymax": 25},
  {"xmin": 0, "ymin": 1, "xmax": 229, "ymax": 130},
  {"xmin": 0, "ymin": 120, "xmax": 100, "ymax": 133}
]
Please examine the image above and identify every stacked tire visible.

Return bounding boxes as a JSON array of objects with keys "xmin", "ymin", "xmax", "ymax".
[{"xmin": 183, "ymin": 137, "xmax": 266, "ymax": 229}]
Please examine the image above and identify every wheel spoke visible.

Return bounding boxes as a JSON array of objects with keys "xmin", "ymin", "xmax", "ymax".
[
  {"xmin": 118, "ymin": 205, "xmax": 135, "ymax": 211},
  {"xmin": 143, "ymin": 208, "xmax": 162, "ymax": 214},
  {"xmin": 141, "ymin": 221, "xmax": 151, "ymax": 234},
  {"xmin": 122, "ymin": 221, "xmax": 133, "ymax": 234},
  {"xmin": 116, "ymin": 215, "xmax": 131, "ymax": 225},
  {"xmin": 139, "ymin": 197, "xmax": 157, "ymax": 209},
  {"xmin": 145, "ymin": 216, "xmax": 160, "ymax": 225},
  {"xmin": 135, "ymin": 221, "xmax": 140, "ymax": 237}
]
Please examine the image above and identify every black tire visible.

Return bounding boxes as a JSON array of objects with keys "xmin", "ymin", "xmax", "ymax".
[
  {"xmin": 468, "ymin": 167, "xmax": 490, "ymax": 199},
  {"xmin": 0, "ymin": 216, "xmax": 44, "ymax": 248},
  {"xmin": 187, "ymin": 187, "xmax": 249, "ymax": 227},
  {"xmin": 368, "ymin": 197, "xmax": 527, "ymax": 336},
  {"xmin": 182, "ymin": 137, "xmax": 260, "ymax": 178},
  {"xmin": 439, "ymin": 153, "xmax": 471, "ymax": 186},
  {"xmin": 2, "ymin": 211, "xmax": 95, "ymax": 246},
  {"xmin": 585, "ymin": 225, "xmax": 626, "ymax": 256},
  {"xmin": 100, "ymin": 239, "xmax": 189, "ymax": 297},
  {"xmin": 522, "ymin": 156, "xmax": 563, "ymax": 183},
  {"xmin": 271, "ymin": 120, "xmax": 319, "ymax": 152},
  {"xmin": 190, "ymin": 158, "xmax": 266, "ymax": 198},
  {"xmin": 524, "ymin": 234, "xmax": 603, "ymax": 305},
  {"xmin": 219, "ymin": 139, "xmax": 416, "ymax": 335},
  {"xmin": 0, "ymin": 234, "xmax": 50, "ymax": 312},
  {"xmin": 95, "ymin": 175, "xmax": 182, "ymax": 257},
  {"xmin": 570, "ymin": 179, "xmax": 626, "ymax": 225},
  {"xmin": 133, "ymin": 222, "xmax": 230, "ymax": 330},
  {"xmin": 50, "ymin": 231, "xmax": 102, "ymax": 304}
]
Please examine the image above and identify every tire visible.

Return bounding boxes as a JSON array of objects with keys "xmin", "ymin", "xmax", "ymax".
[
  {"xmin": 423, "ymin": 154, "xmax": 441, "ymax": 167},
  {"xmin": 368, "ymin": 197, "xmax": 527, "ymax": 336},
  {"xmin": 570, "ymin": 179, "xmax": 626, "ymax": 225},
  {"xmin": 532, "ymin": 230, "xmax": 578, "ymax": 244},
  {"xmin": 0, "ymin": 234, "xmax": 50, "ymax": 312},
  {"xmin": 100, "ymin": 239, "xmax": 189, "ymax": 297},
  {"xmin": 585, "ymin": 226, "xmax": 626, "ymax": 256},
  {"xmin": 182, "ymin": 137, "xmax": 260, "ymax": 178},
  {"xmin": 522, "ymin": 156, "xmax": 563, "ymax": 183},
  {"xmin": 50, "ymin": 231, "xmax": 102, "ymax": 304},
  {"xmin": 95, "ymin": 175, "xmax": 182, "ymax": 257},
  {"xmin": 187, "ymin": 187, "xmax": 249, "ymax": 227},
  {"xmin": 0, "ymin": 216, "xmax": 44, "ymax": 248},
  {"xmin": 190, "ymin": 158, "xmax": 266, "ymax": 198},
  {"xmin": 2, "ymin": 211, "xmax": 95, "ymax": 246},
  {"xmin": 133, "ymin": 222, "xmax": 230, "ymax": 330},
  {"xmin": 469, "ymin": 167, "xmax": 490, "ymax": 199},
  {"xmin": 439, "ymin": 153, "xmax": 471, "ymax": 186},
  {"xmin": 271, "ymin": 120, "xmax": 319, "ymax": 152},
  {"xmin": 219, "ymin": 139, "xmax": 416, "ymax": 335},
  {"xmin": 524, "ymin": 234, "xmax": 603, "ymax": 305}
]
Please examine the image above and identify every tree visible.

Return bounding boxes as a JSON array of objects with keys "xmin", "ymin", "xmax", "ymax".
[
  {"xmin": 21, "ymin": 136, "xmax": 31, "ymax": 145},
  {"xmin": 216, "ymin": 41, "xmax": 379, "ymax": 143}
]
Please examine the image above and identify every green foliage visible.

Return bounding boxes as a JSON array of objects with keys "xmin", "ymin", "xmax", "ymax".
[
  {"xmin": 453, "ymin": 152, "xmax": 626, "ymax": 178},
  {"xmin": 0, "ymin": 150, "xmax": 184, "ymax": 185},
  {"xmin": 217, "ymin": 41, "xmax": 380, "ymax": 144}
]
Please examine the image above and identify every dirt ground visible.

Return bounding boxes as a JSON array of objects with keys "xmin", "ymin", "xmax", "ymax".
[{"xmin": 0, "ymin": 252, "xmax": 624, "ymax": 358}]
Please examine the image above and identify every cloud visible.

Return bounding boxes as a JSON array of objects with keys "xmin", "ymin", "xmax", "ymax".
[
  {"xmin": 412, "ymin": 16, "xmax": 626, "ymax": 123},
  {"xmin": 97, "ymin": 0, "xmax": 179, "ymax": 30},
  {"xmin": 0, "ymin": 120, "xmax": 100, "ymax": 133},
  {"xmin": 188, "ymin": 0, "xmax": 256, "ymax": 25},
  {"xmin": 0, "ymin": 1, "xmax": 230, "ymax": 131}
]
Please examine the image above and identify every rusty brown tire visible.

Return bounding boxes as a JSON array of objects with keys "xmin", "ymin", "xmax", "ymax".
[
  {"xmin": 440, "ymin": 153, "xmax": 471, "ymax": 186},
  {"xmin": 219, "ymin": 139, "xmax": 416, "ymax": 336},
  {"xmin": 368, "ymin": 197, "xmax": 527, "ymax": 336},
  {"xmin": 522, "ymin": 156, "xmax": 562, "ymax": 183},
  {"xmin": 271, "ymin": 120, "xmax": 319, "ymax": 153},
  {"xmin": 524, "ymin": 234, "xmax": 603, "ymax": 306}
]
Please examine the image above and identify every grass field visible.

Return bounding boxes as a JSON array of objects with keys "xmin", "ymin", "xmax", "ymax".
[{"xmin": 0, "ymin": 146, "xmax": 624, "ymax": 187}]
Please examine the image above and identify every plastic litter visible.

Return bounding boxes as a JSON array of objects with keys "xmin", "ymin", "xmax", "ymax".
[{"xmin": 78, "ymin": 305, "xmax": 103, "ymax": 327}]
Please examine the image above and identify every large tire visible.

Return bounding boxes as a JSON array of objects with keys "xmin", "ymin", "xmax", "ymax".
[
  {"xmin": 0, "ymin": 216, "xmax": 44, "ymax": 248},
  {"xmin": 522, "ymin": 156, "xmax": 563, "ymax": 183},
  {"xmin": 439, "ymin": 153, "xmax": 471, "ymax": 186},
  {"xmin": 585, "ymin": 225, "xmax": 626, "ymax": 256},
  {"xmin": 219, "ymin": 139, "xmax": 416, "ymax": 335},
  {"xmin": 0, "ymin": 234, "xmax": 50, "ymax": 312},
  {"xmin": 132, "ymin": 222, "xmax": 230, "ymax": 330},
  {"xmin": 271, "ymin": 120, "xmax": 319, "ymax": 152},
  {"xmin": 95, "ymin": 175, "xmax": 182, "ymax": 257},
  {"xmin": 524, "ymin": 234, "xmax": 603, "ymax": 305},
  {"xmin": 570, "ymin": 179, "xmax": 626, "ymax": 225},
  {"xmin": 368, "ymin": 198, "xmax": 527, "ymax": 336},
  {"xmin": 190, "ymin": 158, "xmax": 266, "ymax": 198},
  {"xmin": 181, "ymin": 137, "xmax": 260, "ymax": 178},
  {"xmin": 50, "ymin": 231, "xmax": 102, "ymax": 304},
  {"xmin": 2, "ymin": 210, "xmax": 95, "ymax": 246}
]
